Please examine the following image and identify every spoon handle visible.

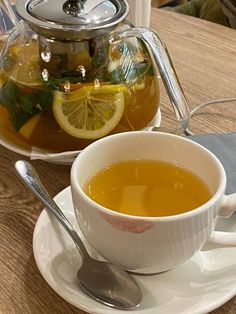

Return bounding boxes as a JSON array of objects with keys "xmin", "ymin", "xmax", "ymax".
[{"xmin": 15, "ymin": 160, "xmax": 90, "ymax": 260}]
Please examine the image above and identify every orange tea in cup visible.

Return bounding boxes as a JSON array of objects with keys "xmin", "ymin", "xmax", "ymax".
[{"xmin": 84, "ymin": 159, "xmax": 212, "ymax": 217}]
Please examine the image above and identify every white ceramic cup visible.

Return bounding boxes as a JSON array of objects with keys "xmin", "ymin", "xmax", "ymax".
[{"xmin": 71, "ymin": 131, "xmax": 236, "ymax": 274}]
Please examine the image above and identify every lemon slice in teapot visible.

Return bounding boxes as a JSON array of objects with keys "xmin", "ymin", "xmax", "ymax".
[
  {"xmin": 19, "ymin": 113, "xmax": 41, "ymax": 139},
  {"xmin": 6, "ymin": 40, "xmax": 42, "ymax": 87},
  {"xmin": 53, "ymin": 84, "xmax": 125, "ymax": 139}
]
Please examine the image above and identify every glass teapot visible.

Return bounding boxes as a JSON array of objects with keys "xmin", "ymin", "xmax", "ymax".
[{"xmin": 0, "ymin": 0, "xmax": 190, "ymax": 154}]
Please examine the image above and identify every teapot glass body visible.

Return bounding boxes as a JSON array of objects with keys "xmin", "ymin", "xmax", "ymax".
[{"xmin": 0, "ymin": 20, "xmax": 160, "ymax": 152}]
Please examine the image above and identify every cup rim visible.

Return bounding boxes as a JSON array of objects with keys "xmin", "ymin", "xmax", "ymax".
[{"xmin": 71, "ymin": 131, "xmax": 226, "ymax": 221}]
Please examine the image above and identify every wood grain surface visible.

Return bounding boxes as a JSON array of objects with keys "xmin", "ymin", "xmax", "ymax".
[
  {"xmin": 152, "ymin": 9, "xmax": 236, "ymax": 135},
  {"xmin": 0, "ymin": 8, "xmax": 236, "ymax": 314}
]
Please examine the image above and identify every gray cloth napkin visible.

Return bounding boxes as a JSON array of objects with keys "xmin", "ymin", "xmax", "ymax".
[{"xmin": 190, "ymin": 132, "xmax": 236, "ymax": 194}]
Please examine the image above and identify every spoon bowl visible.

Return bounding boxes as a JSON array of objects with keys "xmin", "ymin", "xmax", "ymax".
[
  {"xmin": 15, "ymin": 160, "xmax": 142, "ymax": 310},
  {"xmin": 78, "ymin": 259, "xmax": 141, "ymax": 309}
]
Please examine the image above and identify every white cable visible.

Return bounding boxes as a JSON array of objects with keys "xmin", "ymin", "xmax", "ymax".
[{"xmin": 185, "ymin": 97, "xmax": 236, "ymax": 136}]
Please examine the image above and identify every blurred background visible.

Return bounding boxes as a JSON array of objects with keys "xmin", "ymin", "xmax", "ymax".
[{"xmin": 152, "ymin": 0, "xmax": 236, "ymax": 29}]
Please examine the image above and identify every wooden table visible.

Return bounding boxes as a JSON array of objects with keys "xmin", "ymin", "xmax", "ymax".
[{"xmin": 1, "ymin": 8, "xmax": 236, "ymax": 314}]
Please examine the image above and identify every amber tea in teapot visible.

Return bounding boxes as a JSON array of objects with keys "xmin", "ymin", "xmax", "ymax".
[{"xmin": 0, "ymin": 34, "xmax": 159, "ymax": 151}]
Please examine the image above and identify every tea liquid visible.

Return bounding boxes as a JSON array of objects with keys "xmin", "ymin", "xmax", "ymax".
[
  {"xmin": 0, "ymin": 39, "xmax": 159, "ymax": 152},
  {"xmin": 84, "ymin": 160, "xmax": 212, "ymax": 217}
]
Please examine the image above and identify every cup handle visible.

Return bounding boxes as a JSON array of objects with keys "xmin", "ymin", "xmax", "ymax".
[{"xmin": 202, "ymin": 194, "xmax": 236, "ymax": 250}]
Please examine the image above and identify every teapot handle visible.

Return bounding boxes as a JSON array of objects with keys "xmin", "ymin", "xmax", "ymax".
[{"xmin": 110, "ymin": 27, "xmax": 191, "ymax": 133}]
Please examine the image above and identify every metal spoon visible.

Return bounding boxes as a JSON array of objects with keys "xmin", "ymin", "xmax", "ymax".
[{"xmin": 15, "ymin": 160, "xmax": 142, "ymax": 310}]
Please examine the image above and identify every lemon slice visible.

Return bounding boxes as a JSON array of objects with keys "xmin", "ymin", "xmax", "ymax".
[
  {"xmin": 53, "ymin": 85, "xmax": 125, "ymax": 139},
  {"xmin": 7, "ymin": 40, "xmax": 42, "ymax": 87},
  {"xmin": 19, "ymin": 114, "xmax": 41, "ymax": 139}
]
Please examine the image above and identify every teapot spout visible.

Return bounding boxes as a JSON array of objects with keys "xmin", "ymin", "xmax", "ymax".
[{"xmin": 110, "ymin": 27, "xmax": 191, "ymax": 133}]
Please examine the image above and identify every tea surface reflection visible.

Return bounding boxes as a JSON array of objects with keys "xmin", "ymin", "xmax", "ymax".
[{"xmin": 84, "ymin": 159, "xmax": 212, "ymax": 217}]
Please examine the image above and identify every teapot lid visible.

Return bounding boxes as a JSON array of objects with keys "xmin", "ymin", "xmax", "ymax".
[{"xmin": 16, "ymin": 0, "xmax": 129, "ymax": 40}]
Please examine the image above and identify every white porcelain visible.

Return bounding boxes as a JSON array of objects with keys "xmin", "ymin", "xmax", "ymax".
[
  {"xmin": 33, "ymin": 186, "xmax": 236, "ymax": 314},
  {"xmin": 71, "ymin": 131, "xmax": 236, "ymax": 274}
]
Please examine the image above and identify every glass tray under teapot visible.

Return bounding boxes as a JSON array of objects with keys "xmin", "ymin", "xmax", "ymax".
[{"xmin": 0, "ymin": 0, "xmax": 190, "ymax": 163}]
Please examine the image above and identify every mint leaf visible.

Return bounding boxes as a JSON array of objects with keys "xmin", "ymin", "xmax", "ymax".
[{"xmin": 0, "ymin": 80, "xmax": 53, "ymax": 130}]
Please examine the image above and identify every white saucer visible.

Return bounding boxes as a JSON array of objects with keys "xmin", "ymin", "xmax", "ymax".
[{"xmin": 33, "ymin": 187, "xmax": 236, "ymax": 314}]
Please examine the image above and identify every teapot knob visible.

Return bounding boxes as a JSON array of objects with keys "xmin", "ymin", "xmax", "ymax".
[
  {"xmin": 63, "ymin": 0, "xmax": 84, "ymax": 16},
  {"xmin": 63, "ymin": 0, "xmax": 116, "ymax": 17}
]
